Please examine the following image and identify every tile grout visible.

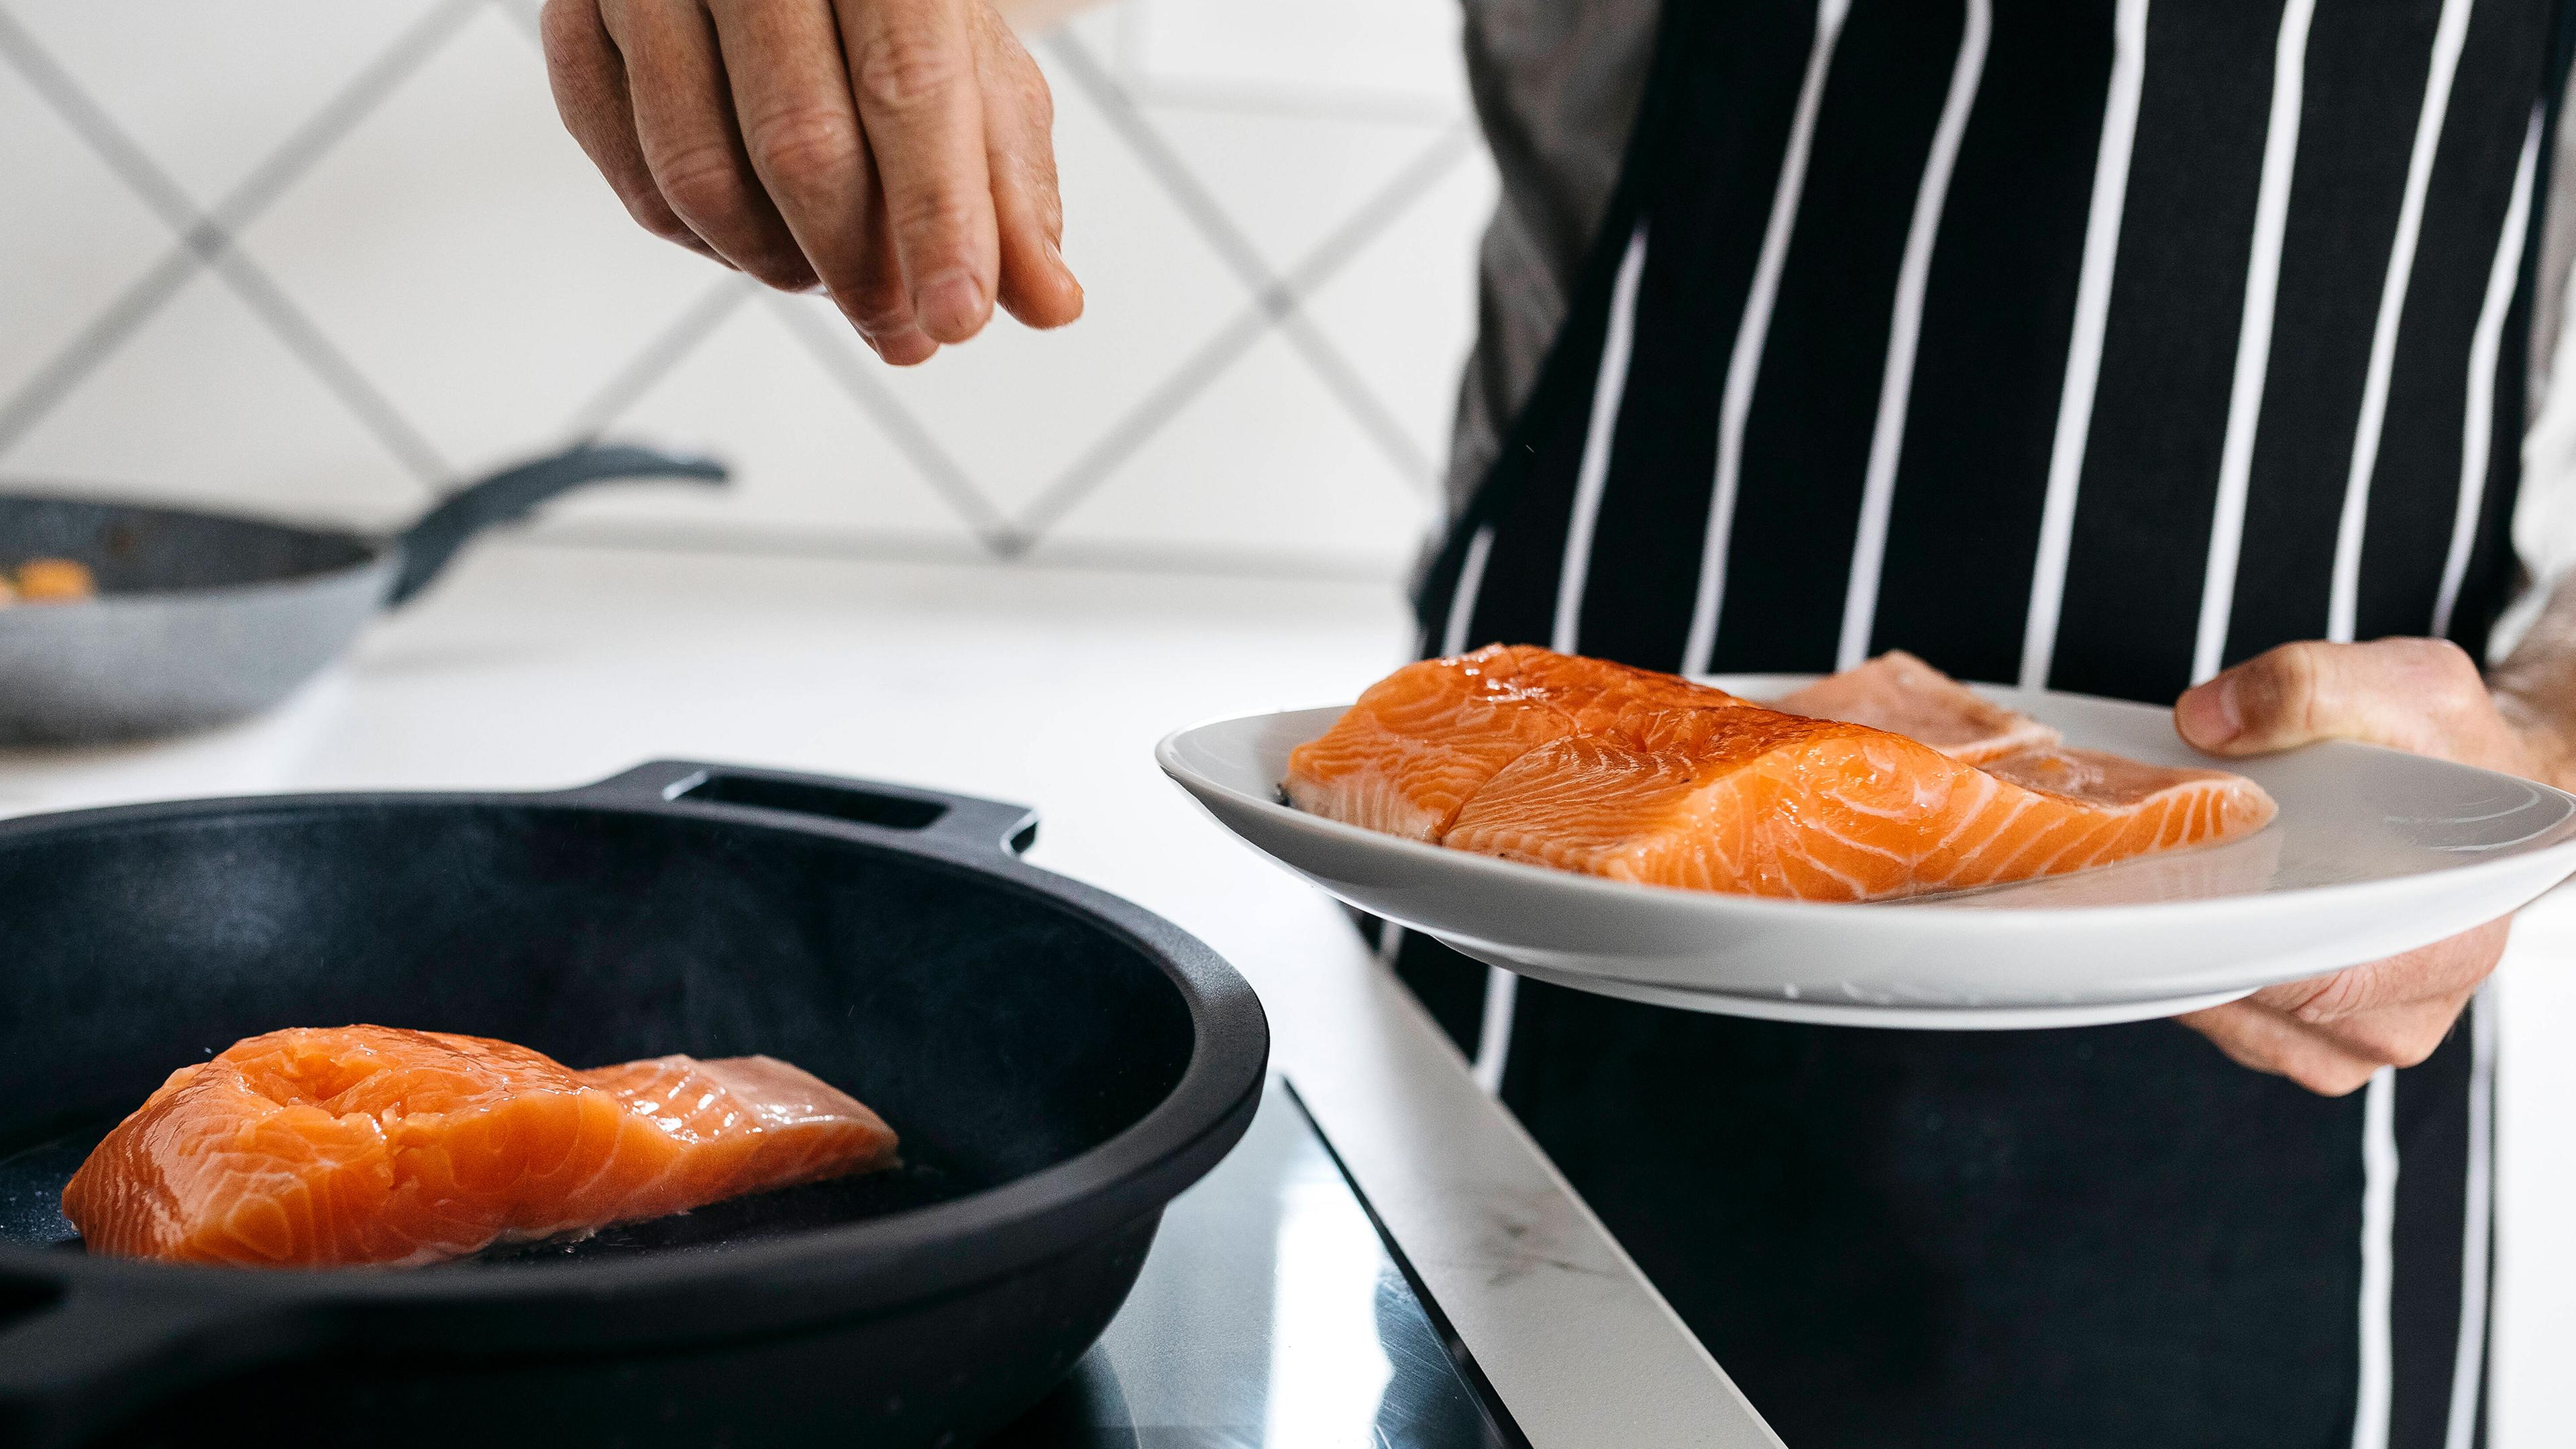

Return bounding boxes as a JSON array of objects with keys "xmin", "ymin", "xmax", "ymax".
[
  {"xmin": 766, "ymin": 295, "xmax": 1020, "ymax": 548},
  {"xmin": 525, "ymin": 517, "xmax": 1413, "ymax": 586},
  {"xmin": 0, "ymin": 0, "xmax": 480, "ymax": 482},
  {"xmin": 559, "ymin": 275, "xmax": 759, "ymax": 443},
  {"xmin": 1263, "ymin": 123, "xmax": 1482, "ymax": 494},
  {"xmin": 1043, "ymin": 29, "xmax": 1455, "ymax": 498},
  {"xmin": 0, "ymin": 0, "xmax": 1478, "ymax": 578},
  {"xmin": 200, "ymin": 244, "xmax": 454, "ymax": 484},
  {"xmin": 1009, "ymin": 302, "xmax": 1277, "ymax": 542},
  {"xmin": 0, "ymin": 247, "xmax": 199, "ymax": 463},
  {"xmin": 1010, "ymin": 119, "xmax": 1477, "ymax": 537},
  {"xmin": 1045, "ymin": 31, "xmax": 1279, "ymax": 310},
  {"xmin": 205, "ymin": 0, "xmax": 487, "ymax": 235}
]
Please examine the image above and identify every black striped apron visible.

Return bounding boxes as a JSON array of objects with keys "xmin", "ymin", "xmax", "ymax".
[{"xmin": 1394, "ymin": 1, "xmax": 2570, "ymax": 1444}]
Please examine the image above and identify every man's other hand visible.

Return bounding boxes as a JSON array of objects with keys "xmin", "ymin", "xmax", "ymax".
[
  {"xmin": 2171, "ymin": 637, "xmax": 2561, "ymax": 1095},
  {"xmin": 541, "ymin": 0, "xmax": 1085, "ymax": 364}
]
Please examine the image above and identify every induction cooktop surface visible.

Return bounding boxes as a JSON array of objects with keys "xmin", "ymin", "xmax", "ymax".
[{"xmin": 989, "ymin": 1078, "xmax": 1522, "ymax": 1448}]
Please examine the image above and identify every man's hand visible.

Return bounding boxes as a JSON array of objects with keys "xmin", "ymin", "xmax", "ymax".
[
  {"xmin": 541, "ymin": 0, "xmax": 1084, "ymax": 364},
  {"xmin": 2171, "ymin": 637, "xmax": 2563, "ymax": 1095}
]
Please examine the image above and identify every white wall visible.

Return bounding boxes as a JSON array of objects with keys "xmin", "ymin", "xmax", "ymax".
[{"xmin": 0, "ymin": 0, "xmax": 1492, "ymax": 580}]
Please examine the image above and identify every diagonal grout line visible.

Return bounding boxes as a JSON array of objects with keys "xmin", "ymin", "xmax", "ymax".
[
  {"xmin": 1007, "ymin": 305, "xmax": 1275, "ymax": 545},
  {"xmin": 1008, "ymin": 122, "xmax": 1481, "ymax": 545},
  {"xmin": 533, "ymin": 516, "xmax": 1413, "ymax": 585},
  {"xmin": 0, "ymin": 246, "xmax": 199, "ymax": 458},
  {"xmin": 1275, "ymin": 128, "xmax": 1475, "ymax": 296},
  {"xmin": 1264, "ymin": 124, "xmax": 1478, "ymax": 486},
  {"xmin": 767, "ymin": 295, "xmax": 1020, "ymax": 548},
  {"xmin": 205, "ymin": 0, "xmax": 486, "ymax": 234},
  {"xmin": 0, "ymin": 0, "xmax": 477, "ymax": 479},
  {"xmin": 0, "ymin": 8, "xmax": 198, "ymax": 234},
  {"xmin": 1046, "ymin": 33, "xmax": 1275, "ymax": 299},
  {"xmin": 199, "ymin": 245, "xmax": 452, "ymax": 482},
  {"xmin": 1043, "ymin": 32, "xmax": 1458, "ymax": 496},
  {"xmin": 561, "ymin": 276, "xmax": 758, "ymax": 439}
]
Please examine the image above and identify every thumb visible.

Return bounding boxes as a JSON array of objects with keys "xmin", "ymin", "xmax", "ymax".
[{"xmin": 2173, "ymin": 638, "xmax": 2493, "ymax": 759}]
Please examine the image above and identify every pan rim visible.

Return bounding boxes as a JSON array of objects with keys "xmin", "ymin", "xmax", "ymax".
[
  {"xmin": 0, "ymin": 486, "xmax": 390, "ymax": 602},
  {"xmin": 0, "ymin": 782, "xmax": 1270, "ymax": 1340}
]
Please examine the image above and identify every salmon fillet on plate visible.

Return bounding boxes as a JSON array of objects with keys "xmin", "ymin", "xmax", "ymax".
[
  {"xmin": 64, "ymin": 1026, "xmax": 898, "ymax": 1268},
  {"xmin": 1284, "ymin": 645, "xmax": 2274, "ymax": 903}
]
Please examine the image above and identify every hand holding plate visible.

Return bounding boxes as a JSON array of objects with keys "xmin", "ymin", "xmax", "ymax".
[{"xmin": 2173, "ymin": 637, "xmax": 2545, "ymax": 1095}]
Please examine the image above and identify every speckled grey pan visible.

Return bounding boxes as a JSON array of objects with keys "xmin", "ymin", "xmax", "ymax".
[{"xmin": 0, "ymin": 443, "xmax": 724, "ymax": 745}]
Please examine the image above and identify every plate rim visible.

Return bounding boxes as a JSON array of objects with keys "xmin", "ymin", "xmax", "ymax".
[{"xmin": 1156, "ymin": 695, "xmax": 2576, "ymax": 926}]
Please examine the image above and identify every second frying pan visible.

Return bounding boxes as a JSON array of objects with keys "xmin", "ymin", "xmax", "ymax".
[{"xmin": 0, "ymin": 443, "xmax": 724, "ymax": 745}]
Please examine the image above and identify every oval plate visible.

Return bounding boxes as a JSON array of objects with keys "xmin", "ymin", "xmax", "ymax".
[{"xmin": 1156, "ymin": 678, "xmax": 2576, "ymax": 1028}]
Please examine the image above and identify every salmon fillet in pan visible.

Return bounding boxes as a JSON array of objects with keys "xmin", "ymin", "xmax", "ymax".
[{"xmin": 64, "ymin": 1026, "xmax": 898, "ymax": 1268}]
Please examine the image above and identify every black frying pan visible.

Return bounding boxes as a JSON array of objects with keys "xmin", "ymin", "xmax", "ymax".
[
  {"xmin": 0, "ymin": 761, "xmax": 1267, "ymax": 1447},
  {"xmin": 0, "ymin": 443, "xmax": 726, "ymax": 745}
]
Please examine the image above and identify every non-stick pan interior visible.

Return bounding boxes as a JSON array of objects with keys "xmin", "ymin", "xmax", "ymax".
[
  {"xmin": 0, "ymin": 801, "xmax": 1197, "ymax": 1261},
  {"xmin": 0, "ymin": 496, "xmax": 375, "ymax": 592}
]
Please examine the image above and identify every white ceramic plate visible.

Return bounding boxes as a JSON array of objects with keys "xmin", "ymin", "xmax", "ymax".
[{"xmin": 1157, "ymin": 678, "xmax": 2576, "ymax": 1028}]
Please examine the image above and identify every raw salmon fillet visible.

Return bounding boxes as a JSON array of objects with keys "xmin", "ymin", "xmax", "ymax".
[
  {"xmin": 1769, "ymin": 649, "xmax": 2059, "ymax": 763},
  {"xmin": 1282, "ymin": 643, "xmax": 1758, "ymax": 840},
  {"xmin": 1293, "ymin": 647, "xmax": 2275, "ymax": 902},
  {"xmin": 63, "ymin": 1026, "xmax": 898, "ymax": 1268}
]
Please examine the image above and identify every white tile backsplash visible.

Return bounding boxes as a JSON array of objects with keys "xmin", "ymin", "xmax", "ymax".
[
  {"xmin": 1140, "ymin": 102, "xmax": 1462, "ymax": 274},
  {"xmin": 2, "ymin": 0, "xmax": 447, "ymax": 209},
  {"xmin": 806, "ymin": 43, "xmax": 1260, "ymax": 521},
  {"xmin": 233, "ymin": 5, "xmax": 719, "ymax": 480},
  {"xmin": 1299, "ymin": 133, "xmax": 1496, "ymax": 473},
  {"xmin": 0, "ymin": 58, "xmax": 170, "ymax": 405},
  {"xmin": 1040, "ymin": 328, "xmax": 1432, "ymax": 571},
  {"xmin": 1, "ymin": 268, "xmax": 425, "ymax": 524},
  {"xmin": 0, "ymin": 0, "xmax": 1480, "ymax": 580},
  {"xmin": 562, "ymin": 290, "xmax": 998, "ymax": 543},
  {"xmin": 1117, "ymin": 0, "xmax": 1468, "ymax": 111}
]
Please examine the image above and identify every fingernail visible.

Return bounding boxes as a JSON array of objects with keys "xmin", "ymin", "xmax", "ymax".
[
  {"xmin": 875, "ymin": 329, "xmax": 938, "ymax": 367},
  {"xmin": 2178, "ymin": 676, "xmax": 2241, "ymax": 747},
  {"xmin": 914, "ymin": 270, "xmax": 985, "ymax": 339}
]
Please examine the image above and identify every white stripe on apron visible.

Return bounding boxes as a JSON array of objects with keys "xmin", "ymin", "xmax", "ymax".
[
  {"xmin": 1442, "ymin": 524, "xmax": 1497, "ymax": 657},
  {"xmin": 2355, "ymin": 1064, "xmax": 2402, "ymax": 1449},
  {"xmin": 2194, "ymin": 0, "xmax": 2317, "ymax": 685},
  {"xmin": 2022, "ymin": 0, "xmax": 2151, "ymax": 690},
  {"xmin": 2328, "ymin": 0, "xmax": 2477, "ymax": 645},
  {"xmin": 1838, "ymin": 0, "xmax": 1992, "ymax": 670},
  {"xmin": 2436, "ymin": 111, "xmax": 2542, "ymax": 639},
  {"xmin": 1554, "ymin": 225, "xmax": 1652, "ymax": 656},
  {"xmin": 2445, "ymin": 984, "xmax": 2497, "ymax": 1449},
  {"xmin": 1684, "ymin": 0, "xmax": 1854, "ymax": 678}
]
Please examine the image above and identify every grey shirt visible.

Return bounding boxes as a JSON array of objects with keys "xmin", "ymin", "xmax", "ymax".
[{"xmin": 1447, "ymin": 0, "xmax": 1656, "ymax": 518}]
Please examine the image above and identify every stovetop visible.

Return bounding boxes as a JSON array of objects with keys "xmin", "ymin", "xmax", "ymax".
[{"xmin": 989, "ymin": 1079, "xmax": 1522, "ymax": 1448}]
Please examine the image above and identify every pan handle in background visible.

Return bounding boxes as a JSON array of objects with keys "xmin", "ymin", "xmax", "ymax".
[
  {"xmin": 386, "ymin": 443, "xmax": 729, "ymax": 608},
  {"xmin": 0, "ymin": 1281, "xmax": 318, "ymax": 1448},
  {"xmin": 570, "ymin": 760, "xmax": 1042, "ymax": 858}
]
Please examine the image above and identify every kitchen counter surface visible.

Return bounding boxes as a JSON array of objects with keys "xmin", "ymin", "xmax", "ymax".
[{"xmin": 0, "ymin": 536, "xmax": 1778, "ymax": 1449}]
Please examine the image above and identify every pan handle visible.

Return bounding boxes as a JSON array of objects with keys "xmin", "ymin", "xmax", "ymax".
[
  {"xmin": 388, "ymin": 442, "xmax": 728, "ymax": 608},
  {"xmin": 0, "ymin": 1282, "xmax": 317, "ymax": 1448},
  {"xmin": 571, "ymin": 760, "xmax": 1041, "ymax": 857}
]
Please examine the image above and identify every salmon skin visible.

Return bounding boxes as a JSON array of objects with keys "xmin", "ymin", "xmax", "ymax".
[
  {"xmin": 62, "ymin": 1026, "xmax": 898, "ymax": 1269},
  {"xmin": 1285, "ymin": 645, "xmax": 2276, "ymax": 902}
]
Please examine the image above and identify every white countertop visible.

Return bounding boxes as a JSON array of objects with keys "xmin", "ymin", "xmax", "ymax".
[{"xmin": 0, "ymin": 535, "xmax": 1778, "ymax": 1448}]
